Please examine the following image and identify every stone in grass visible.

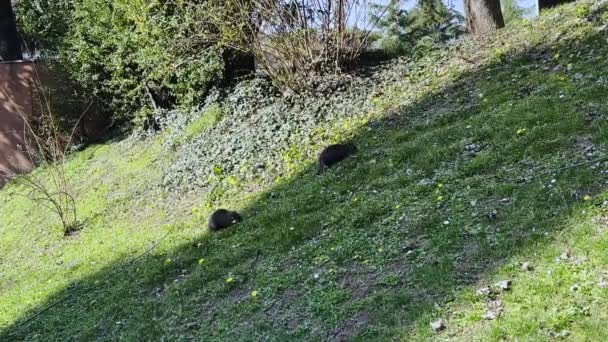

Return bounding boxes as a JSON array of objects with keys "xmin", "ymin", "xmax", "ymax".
[
  {"xmin": 482, "ymin": 308, "xmax": 501, "ymax": 320},
  {"xmin": 487, "ymin": 209, "xmax": 498, "ymax": 220},
  {"xmin": 483, "ymin": 299, "xmax": 504, "ymax": 320},
  {"xmin": 482, "ymin": 310, "xmax": 499, "ymax": 320},
  {"xmin": 418, "ymin": 178, "xmax": 433, "ymax": 186},
  {"xmin": 476, "ymin": 287, "xmax": 492, "ymax": 296},
  {"xmin": 549, "ymin": 330, "xmax": 571, "ymax": 338},
  {"xmin": 574, "ymin": 257, "xmax": 586, "ymax": 266},
  {"xmin": 556, "ymin": 252, "xmax": 571, "ymax": 263},
  {"xmin": 521, "ymin": 262, "xmax": 533, "ymax": 271},
  {"xmin": 495, "ymin": 280, "xmax": 512, "ymax": 291},
  {"xmin": 599, "ymin": 278, "xmax": 608, "ymax": 289},
  {"xmin": 569, "ymin": 284, "xmax": 580, "ymax": 292},
  {"xmin": 430, "ymin": 318, "xmax": 446, "ymax": 332}
]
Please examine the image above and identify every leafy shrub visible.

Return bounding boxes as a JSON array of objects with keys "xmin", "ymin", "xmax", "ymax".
[
  {"xmin": 17, "ymin": 0, "xmax": 226, "ymax": 124},
  {"xmin": 208, "ymin": 0, "xmax": 373, "ymax": 92},
  {"xmin": 16, "ymin": 0, "xmax": 72, "ymax": 51}
]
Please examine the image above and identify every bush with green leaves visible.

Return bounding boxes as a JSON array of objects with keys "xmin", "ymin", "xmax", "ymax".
[
  {"xmin": 207, "ymin": 0, "xmax": 372, "ymax": 93},
  {"xmin": 16, "ymin": 0, "xmax": 226, "ymax": 124},
  {"xmin": 16, "ymin": 0, "xmax": 72, "ymax": 51}
]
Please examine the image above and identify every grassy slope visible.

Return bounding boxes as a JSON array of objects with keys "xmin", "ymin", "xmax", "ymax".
[{"xmin": 2, "ymin": 1, "xmax": 608, "ymax": 340}]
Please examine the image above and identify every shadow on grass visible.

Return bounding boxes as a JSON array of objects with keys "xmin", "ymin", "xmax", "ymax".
[{"xmin": 2, "ymin": 29, "xmax": 608, "ymax": 341}]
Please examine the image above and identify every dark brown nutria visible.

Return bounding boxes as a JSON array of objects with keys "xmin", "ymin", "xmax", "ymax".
[
  {"xmin": 208, "ymin": 209, "xmax": 242, "ymax": 231},
  {"xmin": 317, "ymin": 143, "xmax": 357, "ymax": 174}
]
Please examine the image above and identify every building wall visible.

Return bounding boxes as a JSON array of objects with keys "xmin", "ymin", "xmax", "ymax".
[{"xmin": 0, "ymin": 61, "xmax": 36, "ymax": 187}]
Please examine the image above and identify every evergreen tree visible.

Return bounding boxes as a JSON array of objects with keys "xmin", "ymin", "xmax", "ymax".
[
  {"xmin": 406, "ymin": 0, "xmax": 466, "ymax": 44},
  {"xmin": 370, "ymin": 0, "xmax": 465, "ymax": 56},
  {"xmin": 369, "ymin": 0, "xmax": 410, "ymax": 55}
]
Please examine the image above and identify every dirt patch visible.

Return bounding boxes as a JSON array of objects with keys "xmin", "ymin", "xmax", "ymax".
[
  {"xmin": 202, "ymin": 286, "xmax": 251, "ymax": 309},
  {"xmin": 262, "ymin": 288, "xmax": 302, "ymax": 318},
  {"xmin": 574, "ymin": 136, "xmax": 600, "ymax": 161},
  {"xmin": 341, "ymin": 266, "xmax": 380, "ymax": 298},
  {"xmin": 256, "ymin": 287, "xmax": 323, "ymax": 337},
  {"xmin": 595, "ymin": 213, "xmax": 608, "ymax": 233},
  {"xmin": 198, "ymin": 285, "xmax": 255, "ymax": 336},
  {"xmin": 329, "ymin": 311, "xmax": 372, "ymax": 341},
  {"xmin": 228, "ymin": 286, "xmax": 251, "ymax": 304}
]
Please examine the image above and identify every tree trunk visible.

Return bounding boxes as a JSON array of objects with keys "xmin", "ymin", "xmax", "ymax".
[
  {"xmin": 335, "ymin": 0, "xmax": 345, "ymax": 69},
  {"xmin": 464, "ymin": 0, "xmax": 505, "ymax": 38},
  {"xmin": 538, "ymin": 0, "xmax": 573, "ymax": 10},
  {"xmin": 0, "ymin": 0, "xmax": 22, "ymax": 61},
  {"xmin": 336, "ymin": 0, "xmax": 345, "ymax": 36}
]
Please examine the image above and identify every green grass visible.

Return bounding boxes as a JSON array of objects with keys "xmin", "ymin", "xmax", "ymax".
[
  {"xmin": 178, "ymin": 104, "xmax": 225, "ymax": 145},
  {"xmin": 2, "ymin": 1, "xmax": 608, "ymax": 340}
]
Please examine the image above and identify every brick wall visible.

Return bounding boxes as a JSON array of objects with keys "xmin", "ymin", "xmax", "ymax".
[{"xmin": 0, "ymin": 61, "xmax": 36, "ymax": 187}]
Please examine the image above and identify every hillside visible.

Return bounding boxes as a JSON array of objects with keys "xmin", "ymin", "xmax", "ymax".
[{"xmin": 2, "ymin": 1, "xmax": 608, "ymax": 340}]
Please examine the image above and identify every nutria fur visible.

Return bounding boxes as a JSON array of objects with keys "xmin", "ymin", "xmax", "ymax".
[
  {"xmin": 317, "ymin": 143, "xmax": 357, "ymax": 174},
  {"xmin": 208, "ymin": 209, "xmax": 242, "ymax": 231}
]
